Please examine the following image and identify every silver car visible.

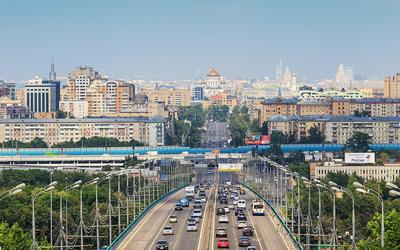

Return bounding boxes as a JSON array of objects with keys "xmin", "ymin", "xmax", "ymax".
[
  {"xmin": 162, "ymin": 225, "xmax": 174, "ymax": 235},
  {"xmin": 187, "ymin": 222, "xmax": 198, "ymax": 232}
]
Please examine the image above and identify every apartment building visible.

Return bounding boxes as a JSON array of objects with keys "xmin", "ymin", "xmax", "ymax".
[
  {"xmin": 384, "ymin": 73, "xmax": 400, "ymax": 98},
  {"xmin": 66, "ymin": 66, "xmax": 102, "ymax": 101},
  {"xmin": 59, "ymin": 100, "xmax": 88, "ymax": 118},
  {"xmin": 139, "ymin": 87, "xmax": 191, "ymax": 107},
  {"xmin": 297, "ymin": 101, "xmax": 331, "ymax": 116},
  {"xmin": 0, "ymin": 117, "xmax": 165, "ymax": 147},
  {"xmin": 314, "ymin": 161, "xmax": 400, "ymax": 182},
  {"xmin": 208, "ymin": 93, "xmax": 238, "ymax": 109},
  {"xmin": 258, "ymin": 98, "xmax": 297, "ymax": 126},
  {"xmin": 268, "ymin": 115, "xmax": 400, "ymax": 144}
]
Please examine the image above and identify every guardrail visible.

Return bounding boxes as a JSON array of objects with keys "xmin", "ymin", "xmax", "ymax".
[
  {"xmin": 240, "ymin": 182, "xmax": 302, "ymax": 250},
  {"xmin": 108, "ymin": 183, "xmax": 188, "ymax": 249}
]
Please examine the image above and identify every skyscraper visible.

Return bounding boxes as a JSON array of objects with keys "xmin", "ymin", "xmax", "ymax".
[
  {"xmin": 25, "ymin": 77, "xmax": 59, "ymax": 113},
  {"xmin": 336, "ymin": 64, "xmax": 346, "ymax": 84}
]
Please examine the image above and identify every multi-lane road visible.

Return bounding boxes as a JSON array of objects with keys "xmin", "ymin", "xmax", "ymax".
[
  {"xmin": 201, "ymin": 121, "xmax": 230, "ymax": 148},
  {"xmin": 117, "ymin": 170, "xmax": 288, "ymax": 250}
]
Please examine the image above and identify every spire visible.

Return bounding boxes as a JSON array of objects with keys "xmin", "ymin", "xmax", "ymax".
[
  {"xmin": 278, "ymin": 86, "xmax": 282, "ymax": 99},
  {"xmin": 49, "ymin": 57, "xmax": 56, "ymax": 81}
]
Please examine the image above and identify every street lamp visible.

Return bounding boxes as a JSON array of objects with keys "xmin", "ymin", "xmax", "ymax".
[
  {"xmin": 316, "ymin": 182, "xmax": 338, "ymax": 249},
  {"xmin": 389, "ymin": 190, "xmax": 400, "ymax": 197},
  {"xmin": 329, "ymin": 181, "xmax": 356, "ymax": 250},
  {"xmin": 0, "ymin": 183, "xmax": 26, "ymax": 201},
  {"xmin": 386, "ymin": 182, "xmax": 400, "ymax": 191},
  {"xmin": 31, "ymin": 181, "xmax": 57, "ymax": 249},
  {"xmin": 79, "ymin": 177, "xmax": 99, "ymax": 250},
  {"xmin": 95, "ymin": 175, "xmax": 112, "ymax": 250},
  {"xmin": 354, "ymin": 182, "xmax": 384, "ymax": 248}
]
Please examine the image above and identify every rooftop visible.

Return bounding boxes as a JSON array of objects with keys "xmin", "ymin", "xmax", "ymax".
[{"xmin": 268, "ymin": 115, "xmax": 400, "ymax": 122}]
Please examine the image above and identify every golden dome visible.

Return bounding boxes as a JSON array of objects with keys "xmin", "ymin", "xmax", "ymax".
[{"xmin": 207, "ymin": 67, "xmax": 220, "ymax": 77}]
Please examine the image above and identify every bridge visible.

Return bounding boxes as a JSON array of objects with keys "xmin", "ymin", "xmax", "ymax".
[{"xmin": 3, "ymin": 155, "xmax": 361, "ymax": 249}]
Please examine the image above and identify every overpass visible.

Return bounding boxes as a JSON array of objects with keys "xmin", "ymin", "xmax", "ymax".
[{"xmin": 111, "ymin": 162, "xmax": 300, "ymax": 250}]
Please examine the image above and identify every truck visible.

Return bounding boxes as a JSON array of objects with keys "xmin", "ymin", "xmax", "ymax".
[{"xmin": 186, "ymin": 186, "xmax": 195, "ymax": 199}]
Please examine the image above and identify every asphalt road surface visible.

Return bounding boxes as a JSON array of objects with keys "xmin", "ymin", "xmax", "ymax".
[{"xmin": 201, "ymin": 121, "xmax": 230, "ymax": 148}]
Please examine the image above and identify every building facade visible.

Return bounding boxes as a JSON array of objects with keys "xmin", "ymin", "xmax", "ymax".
[
  {"xmin": 384, "ymin": 73, "xmax": 400, "ymax": 98},
  {"xmin": 66, "ymin": 66, "xmax": 102, "ymax": 101},
  {"xmin": 268, "ymin": 115, "xmax": 400, "ymax": 144},
  {"xmin": 0, "ymin": 117, "xmax": 165, "ymax": 147},
  {"xmin": 59, "ymin": 100, "xmax": 89, "ymax": 118},
  {"xmin": 25, "ymin": 77, "xmax": 60, "ymax": 113},
  {"xmin": 139, "ymin": 87, "xmax": 191, "ymax": 107}
]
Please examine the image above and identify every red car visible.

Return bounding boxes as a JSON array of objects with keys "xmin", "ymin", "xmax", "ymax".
[{"xmin": 217, "ymin": 238, "xmax": 230, "ymax": 248}]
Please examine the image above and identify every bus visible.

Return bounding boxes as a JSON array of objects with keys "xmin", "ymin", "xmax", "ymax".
[{"xmin": 252, "ymin": 200, "xmax": 265, "ymax": 216}]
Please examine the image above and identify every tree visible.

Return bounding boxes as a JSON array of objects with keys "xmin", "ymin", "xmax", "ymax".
[
  {"xmin": 55, "ymin": 110, "xmax": 68, "ymax": 118},
  {"xmin": 345, "ymin": 131, "xmax": 372, "ymax": 152},
  {"xmin": 354, "ymin": 110, "xmax": 371, "ymax": 117},
  {"xmin": 306, "ymin": 125, "xmax": 325, "ymax": 143},
  {"xmin": 260, "ymin": 121, "xmax": 268, "ymax": 135},
  {"xmin": 0, "ymin": 222, "xmax": 31, "ymax": 250},
  {"xmin": 270, "ymin": 131, "xmax": 287, "ymax": 145}
]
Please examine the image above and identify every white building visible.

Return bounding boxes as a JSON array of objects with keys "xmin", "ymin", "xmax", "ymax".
[
  {"xmin": 25, "ymin": 76, "xmax": 60, "ymax": 113},
  {"xmin": 202, "ymin": 68, "xmax": 227, "ymax": 97},
  {"xmin": 59, "ymin": 100, "xmax": 88, "ymax": 118},
  {"xmin": 299, "ymin": 89, "xmax": 364, "ymax": 101}
]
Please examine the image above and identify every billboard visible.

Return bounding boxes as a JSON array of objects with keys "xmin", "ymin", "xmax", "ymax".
[
  {"xmin": 345, "ymin": 153, "xmax": 375, "ymax": 164},
  {"xmin": 245, "ymin": 135, "xmax": 270, "ymax": 145},
  {"xmin": 218, "ymin": 163, "xmax": 243, "ymax": 172}
]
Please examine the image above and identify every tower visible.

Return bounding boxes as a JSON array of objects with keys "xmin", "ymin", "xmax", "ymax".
[
  {"xmin": 275, "ymin": 60, "xmax": 283, "ymax": 82},
  {"xmin": 49, "ymin": 57, "xmax": 56, "ymax": 81}
]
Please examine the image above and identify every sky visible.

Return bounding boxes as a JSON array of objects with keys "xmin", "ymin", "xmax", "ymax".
[{"xmin": 0, "ymin": 0, "xmax": 399, "ymax": 82}]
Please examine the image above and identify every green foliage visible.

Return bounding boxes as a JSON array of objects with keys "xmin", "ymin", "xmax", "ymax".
[
  {"xmin": 52, "ymin": 136, "xmax": 144, "ymax": 148},
  {"xmin": 345, "ymin": 131, "xmax": 372, "ymax": 152},
  {"xmin": 207, "ymin": 105, "xmax": 229, "ymax": 122},
  {"xmin": 0, "ymin": 222, "xmax": 31, "ymax": 250},
  {"xmin": 288, "ymin": 162, "xmax": 309, "ymax": 178},
  {"xmin": 55, "ymin": 110, "xmax": 68, "ymax": 118},
  {"xmin": 229, "ymin": 106, "xmax": 252, "ymax": 147},
  {"xmin": 0, "ymin": 137, "xmax": 48, "ymax": 148},
  {"xmin": 354, "ymin": 110, "xmax": 371, "ymax": 117}
]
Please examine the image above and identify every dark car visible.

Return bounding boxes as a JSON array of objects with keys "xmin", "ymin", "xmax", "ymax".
[
  {"xmin": 238, "ymin": 237, "xmax": 251, "ymax": 247},
  {"xmin": 156, "ymin": 240, "xmax": 169, "ymax": 250},
  {"xmin": 242, "ymin": 226, "xmax": 254, "ymax": 236},
  {"xmin": 175, "ymin": 204, "xmax": 183, "ymax": 211},
  {"xmin": 235, "ymin": 208, "xmax": 244, "ymax": 216},
  {"xmin": 194, "ymin": 201, "xmax": 202, "ymax": 209},
  {"xmin": 217, "ymin": 208, "xmax": 225, "ymax": 215},
  {"xmin": 238, "ymin": 213, "xmax": 247, "ymax": 221},
  {"xmin": 220, "ymin": 198, "xmax": 228, "ymax": 204}
]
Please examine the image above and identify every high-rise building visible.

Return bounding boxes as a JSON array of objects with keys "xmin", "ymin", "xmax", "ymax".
[
  {"xmin": 283, "ymin": 67, "xmax": 292, "ymax": 84},
  {"xmin": 0, "ymin": 81, "xmax": 16, "ymax": 99},
  {"xmin": 66, "ymin": 66, "xmax": 102, "ymax": 101},
  {"xmin": 25, "ymin": 76, "xmax": 60, "ymax": 113},
  {"xmin": 336, "ymin": 64, "xmax": 346, "ymax": 84},
  {"xmin": 384, "ymin": 73, "xmax": 400, "ymax": 98},
  {"xmin": 275, "ymin": 60, "xmax": 283, "ymax": 82},
  {"xmin": 192, "ymin": 85, "xmax": 204, "ymax": 101},
  {"xmin": 336, "ymin": 64, "xmax": 354, "ymax": 90}
]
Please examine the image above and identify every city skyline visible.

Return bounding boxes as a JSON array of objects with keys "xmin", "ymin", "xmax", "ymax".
[{"xmin": 0, "ymin": 0, "xmax": 399, "ymax": 82}]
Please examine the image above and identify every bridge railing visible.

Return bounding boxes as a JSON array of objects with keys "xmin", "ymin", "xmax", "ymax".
[{"xmin": 240, "ymin": 157, "xmax": 302, "ymax": 250}]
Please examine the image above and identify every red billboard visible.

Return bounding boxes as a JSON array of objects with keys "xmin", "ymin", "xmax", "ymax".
[{"xmin": 245, "ymin": 135, "xmax": 270, "ymax": 145}]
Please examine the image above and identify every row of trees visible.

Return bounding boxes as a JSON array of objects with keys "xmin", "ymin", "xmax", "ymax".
[
  {"xmin": 0, "ymin": 137, "xmax": 144, "ymax": 149},
  {"xmin": 207, "ymin": 105, "xmax": 230, "ymax": 122},
  {"xmin": 228, "ymin": 106, "xmax": 261, "ymax": 147}
]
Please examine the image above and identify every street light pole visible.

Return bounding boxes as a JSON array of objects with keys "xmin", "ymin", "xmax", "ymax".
[{"xmin": 80, "ymin": 178, "xmax": 98, "ymax": 250}]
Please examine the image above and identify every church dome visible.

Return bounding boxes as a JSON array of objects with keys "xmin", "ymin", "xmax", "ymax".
[{"xmin": 207, "ymin": 68, "xmax": 220, "ymax": 77}]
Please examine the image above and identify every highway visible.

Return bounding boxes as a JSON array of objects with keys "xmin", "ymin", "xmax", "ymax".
[
  {"xmin": 201, "ymin": 121, "xmax": 230, "ymax": 148},
  {"xmin": 117, "ymin": 170, "xmax": 289, "ymax": 250}
]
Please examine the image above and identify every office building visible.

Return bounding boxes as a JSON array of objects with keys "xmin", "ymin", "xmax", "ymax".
[
  {"xmin": 25, "ymin": 76, "xmax": 60, "ymax": 113},
  {"xmin": 384, "ymin": 73, "xmax": 400, "ymax": 98},
  {"xmin": 0, "ymin": 117, "xmax": 166, "ymax": 147},
  {"xmin": 192, "ymin": 86, "xmax": 204, "ymax": 101}
]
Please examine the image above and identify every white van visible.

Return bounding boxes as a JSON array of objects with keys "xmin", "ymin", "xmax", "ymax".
[{"xmin": 237, "ymin": 199, "xmax": 246, "ymax": 209}]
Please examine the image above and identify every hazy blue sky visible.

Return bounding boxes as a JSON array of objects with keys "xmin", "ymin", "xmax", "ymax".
[{"xmin": 0, "ymin": 0, "xmax": 399, "ymax": 82}]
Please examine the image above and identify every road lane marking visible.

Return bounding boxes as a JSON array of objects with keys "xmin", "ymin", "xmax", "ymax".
[
  {"xmin": 118, "ymin": 190, "xmax": 183, "ymax": 249},
  {"xmin": 173, "ymin": 204, "xmax": 191, "ymax": 250},
  {"xmin": 246, "ymin": 203, "xmax": 265, "ymax": 250},
  {"xmin": 211, "ymin": 172, "xmax": 218, "ymax": 250}
]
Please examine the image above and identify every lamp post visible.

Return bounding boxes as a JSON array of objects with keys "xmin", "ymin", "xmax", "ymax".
[
  {"xmin": 96, "ymin": 175, "xmax": 111, "ymax": 250},
  {"xmin": 354, "ymin": 182, "xmax": 384, "ymax": 248},
  {"xmin": 0, "ymin": 183, "xmax": 25, "ymax": 201},
  {"xmin": 60, "ymin": 180, "xmax": 81, "ymax": 250},
  {"xmin": 32, "ymin": 182, "xmax": 57, "ymax": 249},
  {"xmin": 80, "ymin": 178, "xmax": 99, "ymax": 250},
  {"xmin": 329, "ymin": 181, "xmax": 356, "ymax": 249}
]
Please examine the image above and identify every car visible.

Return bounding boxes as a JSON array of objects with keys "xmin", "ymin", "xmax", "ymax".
[
  {"xmin": 228, "ymin": 203, "xmax": 234, "ymax": 210},
  {"xmin": 190, "ymin": 215, "xmax": 200, "ymax": 223},
  {"xmin": 239, "ymin": 237, "xmax": 251, "ymax": 247},
  {"xmin": 235, "ymin": 208, "xmax": 244, "ymax": 216},
  {"xmin": 223, "ymin": 207, "xmax": 230, "ymax": 213},
  {"xmin": 169, "ymin": 215, "xmax": 177, "ymax": 223},
  {"xmin": 193, "ymin": 209, "xmax": 202, "ymax": 218},
  {"xmin": 233, "ymin": 199, "xmax": 238, "ymax": 205},
  {"xmin": 155, "ymin": 240, "xmax": 169, "ymax": 250},
  {"xmin": 187, "ymin": 222, "xmax": 198, "ymax": 232},
  {"xmin": 194, "ymin": 201, "xmax": 202, "ymax": 209},
  {"xmin": 246, "ymin": 246, "xmax": 256, "ymax": 250},
  {"xmin": 238, "ymin": 213, "xmax": 247, "ymax": 221},
  {"xmin": 217, "ymin": 208, "xmax": 225, "ymax": 215},
  {"xmin": 217, "ymin": 238, "xmax": 230, "ymax": 248},
  {"xmin": 187, "ymin": 218, "xmax": 196, "ymax": 225},
  {"xmin": 220, "ymin": 198, "xmax": 228, "ymax": 204},
  {"xmin": 179, "ymin": 198, "xmax": 189, "ymax": 207},
  {"xmin": 216, "ymin": 227, "xmax": 228, "ymax": 238},
  {"xmin": 237, "ymin": 220, "xmax": 247, "ymax": 228},
  {"xmin": 237, "ymin": 199, "xmax": 246, "ymax": 209},
  {"xmin": 242, "ymin": 226, "xmax": 254, "ymax": 236},
  {"xmin": 175, "ymin": 204, "xmax": 183, "ymax": 211},
  {"xmin": 218, "ymin": 215, "xmax": 229, "ymax": 223},
  {"xmin": 162, "ymin": 226, "xmax": 174, "ymax": 235},
  {"xmin": 240, "ymin": 189, "xmax": 246, "ymax": 195},
  {"xmin": 200, "ymin": 197, "xmax": 207, "ymax": 203}
]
